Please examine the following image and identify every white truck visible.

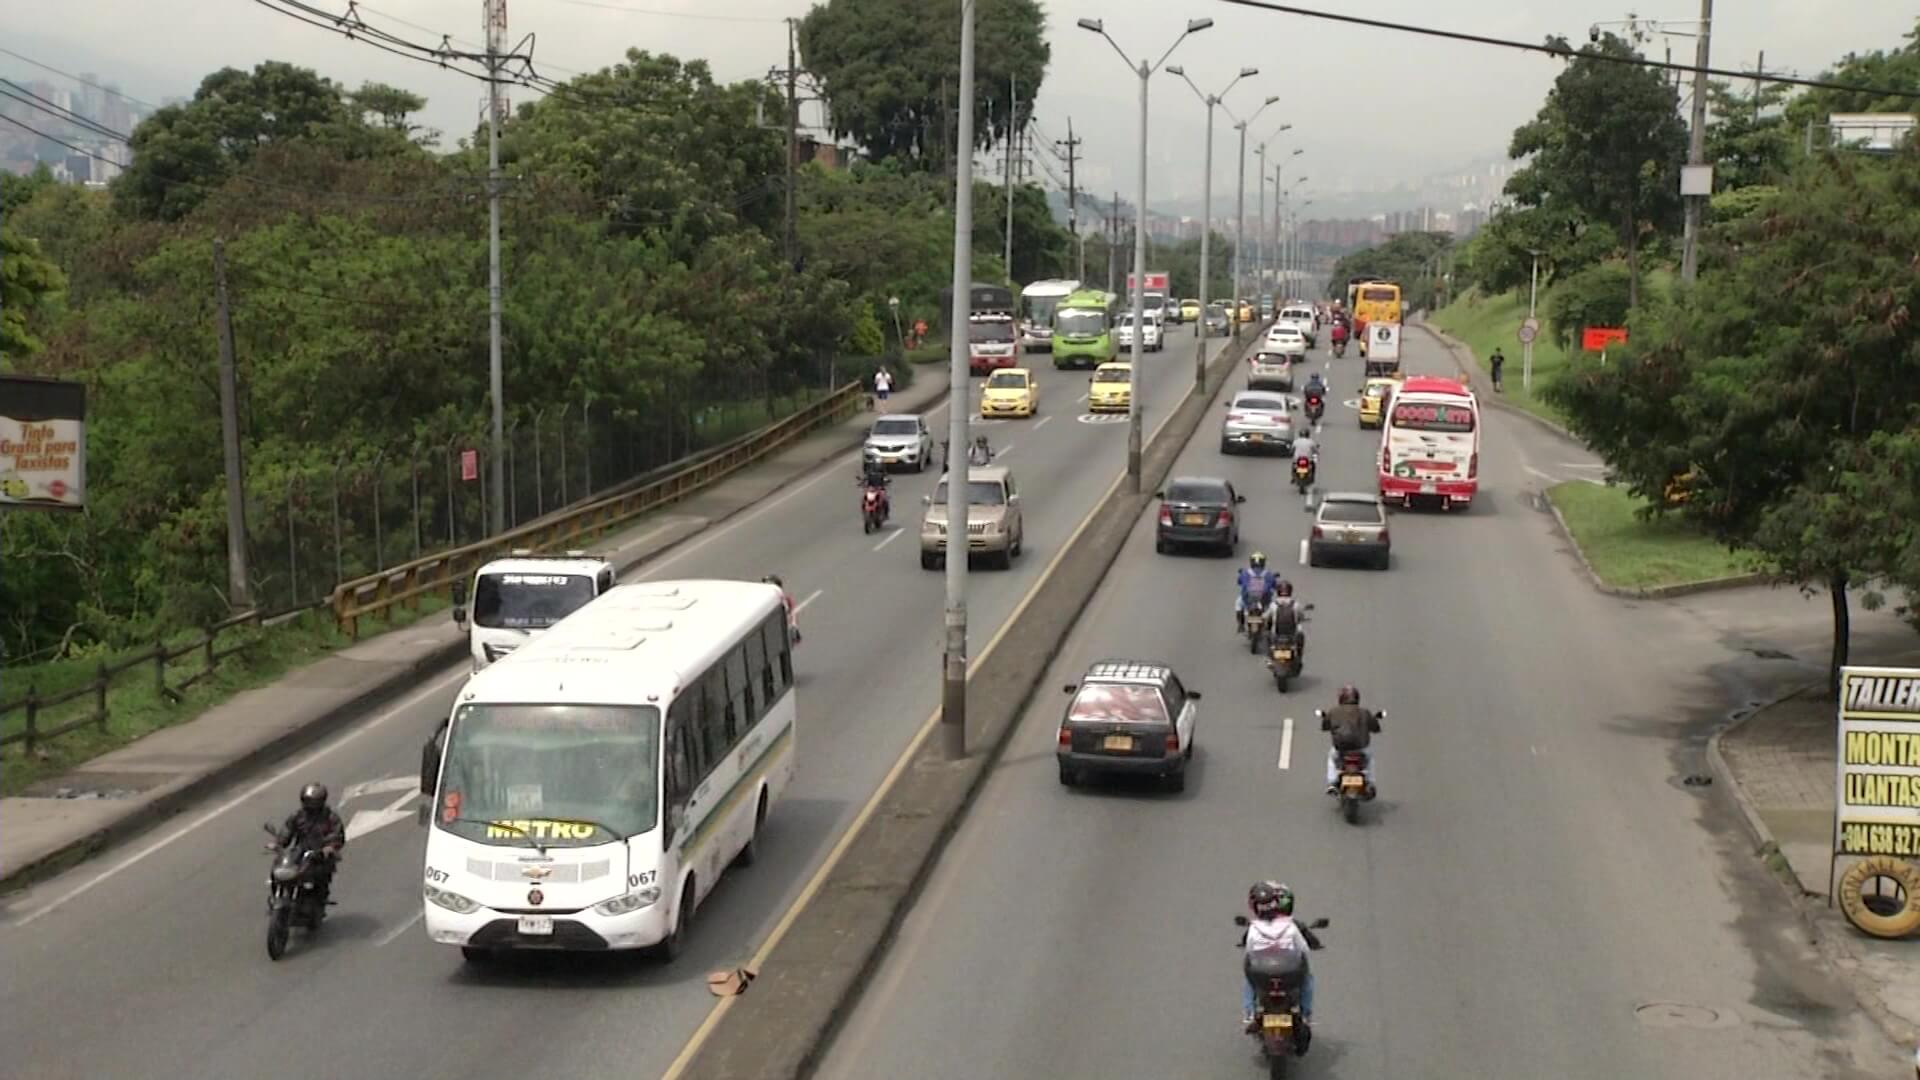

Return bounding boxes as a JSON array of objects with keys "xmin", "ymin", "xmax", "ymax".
[{"xmin": 451, "ymin": 551, "xmax": 617, "ymax": 671}]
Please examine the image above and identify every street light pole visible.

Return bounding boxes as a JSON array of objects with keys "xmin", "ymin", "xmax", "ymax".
[
  {"xmin": 1228, "ymin": 100, "xmax": 1274, "ymax": 338},
  {"xmin": 942, "ymin": 0, "xmax": 978, "ymax": 759},
  {"xmin": 1079, "ymin": 15, "xmax": 1214, "ymax": 494},
  {"xmin": 1168, "ymin": 64, "xmax": 1259, "ymax": 395},
  {"xmin": 1524, "ymin": 249, "xmax": 1541, "ymax": 392}
]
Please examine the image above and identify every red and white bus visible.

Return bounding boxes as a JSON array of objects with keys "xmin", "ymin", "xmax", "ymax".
[{"xmin": 1377, "ymin": 375, "xmax": 1480, "ymax": 510}]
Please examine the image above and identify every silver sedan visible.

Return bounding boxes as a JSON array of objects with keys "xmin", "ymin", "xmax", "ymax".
[{"xmin": 1218, "ymin": 390, "xmax": 1296, "ymax": 455}]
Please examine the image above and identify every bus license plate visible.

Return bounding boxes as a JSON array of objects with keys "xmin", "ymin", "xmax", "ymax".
[
  {"xmin": 1419, "ymin": 482, "xmax": 1437, "ymax": 494},
  {"xmin": 518, "ymin": 916, "xmax": 554, "ymax": 936}
]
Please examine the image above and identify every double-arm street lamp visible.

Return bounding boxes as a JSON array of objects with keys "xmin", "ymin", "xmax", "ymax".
[{"xmin": 1165, "ymin": 63, "xmax": 1258, "ymax": 393}]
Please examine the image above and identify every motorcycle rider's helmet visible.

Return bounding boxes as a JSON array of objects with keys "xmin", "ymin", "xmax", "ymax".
[
  {"xmin": 1249, "ymin": 552, "xmax": 1267, "ymax": 571},
  {"xmin": 1275, "ymin": 580, "xmax": 1294, "ymax": 598},
  {"xmin": 299, "ymin": 782, "xmax": 329, "ymax": 813},
  {"xmin": 1248, "ymin": 881, "xmax": 1281, "ymax": 917},
  {"xmin": 1338, "ymin": 684, "xmax": 1360, "ymax": 706},
  {"xmin": 1272, "ymin": 883, "xmax": 1296, "ymax": 916}
]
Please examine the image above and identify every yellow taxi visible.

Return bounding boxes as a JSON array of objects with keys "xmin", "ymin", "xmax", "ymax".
[
  {"xmin": 1358, "ymin": 377, "xmax": 1398, "ymax": 429},
  {"xmin": 1087, "ymin": 362, "xmax": 1133, "ymax": 413},
  {"xmin": 980, "ymin": 367, "xmax": 1038, "ymax": 418},
  {"xmin": 1179, "ymin": 298, "xmax": 1202, "ymax": 322}
]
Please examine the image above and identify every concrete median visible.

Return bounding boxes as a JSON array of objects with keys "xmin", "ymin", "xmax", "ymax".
[{"xmin": 676, "ymin": 335, "xmax": 1254, "ymax": 1079}]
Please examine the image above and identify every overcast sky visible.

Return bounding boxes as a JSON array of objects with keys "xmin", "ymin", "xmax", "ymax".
[{"xmin": 8, "ymin": 1, "xmax": 1916, "ymax": 217}]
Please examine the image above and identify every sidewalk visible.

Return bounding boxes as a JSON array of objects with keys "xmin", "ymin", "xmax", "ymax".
[
  {"xmin": 1714, "ymin": 688, "xmax": 1920, "ymax": 1049},
  {"xmin": 0, "ymin": 366, "xmax": 950, "ymax": 892}
]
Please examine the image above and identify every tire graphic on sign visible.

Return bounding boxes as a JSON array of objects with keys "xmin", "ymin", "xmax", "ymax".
[{"xmin": 1837, "ymin": 855, "xmax": 1920, "ymax": 939}]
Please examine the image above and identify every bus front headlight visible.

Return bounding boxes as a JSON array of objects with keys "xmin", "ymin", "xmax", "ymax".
[
  {"xmin": 594, "ymin": 885, "xmax": 662, "ymax": 916},
  {"xmin": 425, "ymin": 884, "xmax": 481, "ymax": 914}
]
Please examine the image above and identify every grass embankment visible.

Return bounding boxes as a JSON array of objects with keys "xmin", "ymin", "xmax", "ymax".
[
  {"xmin": 0, "ymin": 387, "xmax": 837, "ymax": 796},
  {"xmin": 1429, "ymin": 290, "xmax": 1570, "ymax": 425},
  {"xmin": 1546, "ymin": 481, "xmax": 1761, "ymax": 591}
]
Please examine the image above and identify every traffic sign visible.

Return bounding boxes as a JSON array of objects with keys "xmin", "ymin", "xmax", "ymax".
[{"xmin": 1517, "ymin": 318, "xmax": 1539, "ymax": 344}]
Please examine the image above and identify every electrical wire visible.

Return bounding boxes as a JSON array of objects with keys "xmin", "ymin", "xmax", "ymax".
[
  {"xmin": 0, "ymin": 46, "xmax": 162, "ymax": 111},
  {"xmin": 1214, "ymin": 0, "xmax": 1920, "ymax": 101},
  {"xmin": 0, "ymin": 80, "xmax": 130, "ymax": 141}
]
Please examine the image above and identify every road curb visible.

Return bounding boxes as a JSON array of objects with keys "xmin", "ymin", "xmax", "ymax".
[
  {"xmin": 1413, "ymin": 323, "xmax": 1584, "ymax": 443},
  {"xmin": 0, "ymin": 377, "xmax": 955, "ymax": 897},
  {"xmin": 674, "ymin": 336, "xmax": 1254, "ymax": 1080},
  {"xmin": 1704, "ymin": 686, "xmax": 1920, "ymax": 1051},
  {"xmin": 1541, "ymin": 485, "xmax": 1771, "ymax": 600}
]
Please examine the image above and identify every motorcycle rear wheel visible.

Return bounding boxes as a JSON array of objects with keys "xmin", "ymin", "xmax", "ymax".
[
  {"xmin": 1342, "ymin": 796, "xmax": 1360, "ymax": 825},
  {"xmin": 267, "ymin": 907, "xmax": 291, "ymax": 961}
]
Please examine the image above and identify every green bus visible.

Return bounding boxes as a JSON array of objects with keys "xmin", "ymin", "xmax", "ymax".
[{"xmin": 1052, "ymin": 289, "xmax": 1120, "ymax": 370}]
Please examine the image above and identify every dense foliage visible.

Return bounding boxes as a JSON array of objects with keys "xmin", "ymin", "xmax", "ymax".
[
  {"xmin": 1324, "ymin": 231, "xmax": 1453, "ymax": 311},
  {"xmin": 0, "ymin": 56, "xmax": 865, "ymax": 660},
  {"xmin": 798, "ymin": 0, "xmax": 1050, "ymax": 166}
]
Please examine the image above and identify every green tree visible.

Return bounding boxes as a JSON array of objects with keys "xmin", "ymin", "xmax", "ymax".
[
  {"xmin": 1325, "ymin": 231, "xmax": 1453, "ymax": 307},
  {"xmin": 0, "ymin": 231, "xmax": 66, "ymax": 359},
  {"xmin": 1543, "ymin": 261, "xmax": 1632, "ymax": 351},
  {"xmin": 1504, "ymin": 33, "xmax": 1687, "ymax": 307},
  {"xmin": 798, "ymin": 0, "xmax": 1049, "ymax": 165},
  {"xmin": 349, "ymin": 81, "xmax": 432, "ymax": 143},
  {"xmin": 971, "ymin": 181, "xmax": 1072, "ymax": 284},
  {"xmin": 1546, "ymin": 151, "xmax": 1920, "ymax": 696},
  {"xmin": 1704, "ymin": 78, "xmax": 1793, "ymax": 193},
  {"xmin": 115, "ymin": 61, "xmax": 364, "ymax": 221}
]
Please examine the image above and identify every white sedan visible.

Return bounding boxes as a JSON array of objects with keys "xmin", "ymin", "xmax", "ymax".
[
  {"xmin": 1114, "ymin": 312, "xmax": 1165, "ymax": 353},
  {"xmin": 1263, "ymin": 326, "xmax": 1308, "ymax": 360}
]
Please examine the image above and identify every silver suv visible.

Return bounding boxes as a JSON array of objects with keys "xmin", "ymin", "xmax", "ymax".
[
  {"xmin": 920, "ymin": 465, "xmax": 1024, "ymax": 569},
  {"xmin": 863, "ymin": 414, "xmax": 934, "ymax": 473}
]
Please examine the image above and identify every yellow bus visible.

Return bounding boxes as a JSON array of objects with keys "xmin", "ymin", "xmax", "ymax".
[{"xmin": 1353, "ymin": 280, "xmax": 1402, "ymax": 329}]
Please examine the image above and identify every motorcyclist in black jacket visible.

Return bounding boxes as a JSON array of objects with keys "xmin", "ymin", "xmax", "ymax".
[{"xmin": 277, "ymin": 782, "xmax": 346, "ymax": 904}]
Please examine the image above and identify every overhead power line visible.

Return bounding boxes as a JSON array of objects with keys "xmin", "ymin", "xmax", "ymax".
[
  {"xmin": 0, "ymin": 46, "xmax": 162, "ymax": 111},
  {"xmin": 1215, "ymin": 0, "xmax": 1920, "ymax": 101},
  {"xmin": 0, "ymin": 79, "xmax": 130, "ymax": 141}
]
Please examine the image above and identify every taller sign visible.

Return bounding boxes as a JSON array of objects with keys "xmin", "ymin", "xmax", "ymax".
[{"xmin": 1836, "ymin": 665, "xmax": 1920, "ymax": 859}]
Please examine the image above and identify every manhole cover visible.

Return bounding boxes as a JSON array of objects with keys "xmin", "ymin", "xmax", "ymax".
[{"xmin": 1634, "ymin": 1002, "xmax": 1721, "ymax": 1028}]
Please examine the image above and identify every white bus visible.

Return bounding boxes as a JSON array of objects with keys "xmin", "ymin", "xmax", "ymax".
[
  {"xmin": 1018, "ymin": 279, "xmax": 1082, "ymax": 352},
  {"xmin": 452, "ymin": 552, "xmax": 616, "ymax": 672},
  {"xmin": 1377, "ymin": 375, "xmax": 1481, "ymax": 510},
  {"xmin": 418, "ymin": 579, "xmax": 797, "ymax": 964}
]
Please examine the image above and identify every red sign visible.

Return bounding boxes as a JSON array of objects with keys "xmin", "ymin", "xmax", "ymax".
[
  {"xmin": 461, "ymin": 449, "xmax": 479, "ymax": 481},
  {"xmin": 1582, "ymin": 326, "xmax": 1628, "ymax": 351},
  {"xmin": 1126, "ymin": 271, "xmax": 1170, "ymax": 293}
]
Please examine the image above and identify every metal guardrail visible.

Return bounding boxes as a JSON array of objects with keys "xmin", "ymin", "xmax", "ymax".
[
  {"xmin": 327, "ymin": 380, "xmax": 868, "ymax": 638},
  {"xmin": 0, "ymin": 604, "xmax": 317, "ymax": 758}
]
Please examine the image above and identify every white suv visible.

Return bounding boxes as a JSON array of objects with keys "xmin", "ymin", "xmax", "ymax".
[{"xmin": 1115, "ymin": 312, "xmax": 1165, "ymax": 353}]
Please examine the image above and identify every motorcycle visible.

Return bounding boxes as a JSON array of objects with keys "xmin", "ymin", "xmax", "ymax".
[
  {"xmin": 1242, "ymin": 599, "xmax": 1270, "ymax": 655},
  {"xmin": 860, "ymin": 482, "xmax": 890, "ymax": 533},
  {"xmin": 1266, "ymin": 603, "xmax": 1312, "ymax": 692},
  {"xmin": 1234, "ymin": 913, "xmax": 1330, "ymax": 1075},
  {"xmin": 1331, "ymin": 339, "xmax": 1346, "ymax": 359},
  {"xmin": 1315, "ymin": 708, "xmax": 1386, "ymax": 824},
  {"xmin": 1303, "ymin": 392, "xmax": 1325, "ymax": 424},
  {"xmin": 261, "ymin": 823, "xmax": 332, "ymax": 960},
  {"xmin": 1292, "ymin": 456, "xmax": 1315, "ymax": 495}
]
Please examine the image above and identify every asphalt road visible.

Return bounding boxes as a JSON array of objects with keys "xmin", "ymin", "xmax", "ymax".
[
  {"xmin": 0, "ymin": 331, "xmax": 1223, "ymax": 1080},
  {"xmin": 815, "ymin": 330, "xmax": 1909, "ymax": 1079}
]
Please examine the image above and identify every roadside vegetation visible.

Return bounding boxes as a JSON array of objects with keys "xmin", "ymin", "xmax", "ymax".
[
  {"xmin": 0, "ymin": 2, "xmax": 1072, "ymax": 775},
  {"xmin": 1333, "ymin": 22, "xmax": 1920, "ymax": 691}
]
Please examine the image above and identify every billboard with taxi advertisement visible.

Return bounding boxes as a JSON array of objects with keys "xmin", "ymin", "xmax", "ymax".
[{"xmin": 0, "ymin": 375, "xmax": 86, "ymax": 511}]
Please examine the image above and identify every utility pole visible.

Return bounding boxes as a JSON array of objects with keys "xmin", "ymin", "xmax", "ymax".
[
  {"xmin": 785, "ymin": 18, "xmax": 799, "ymax": 266},
  {"xmin": 1752, "ymin": 50, "xmax": 1765, "ymax": 122},
  {"xmin": 484, "ymin": 0, "xmax": 508, "ymax": 536},
  {"xmin": 942, "ymin": 0, "xmax": 977, "ymax": 760},
  {"xmin": 1003, "ymin": 74, "xmax": 1017, "ymax": 282},
  {"xmin": 1057, "ymin": 120, "xmax": 1084, "ymax": 281},
  {"xmin": 1109, "ymin": 190, "xmax": 1121, "ymax": 294},
  {"xmin": 212, "ymin": 239, "xmax": 252, "ymax": 610},
  {"xmin": 1679, "ymin": 0, "xmax": 1713, "ymax": 285}
]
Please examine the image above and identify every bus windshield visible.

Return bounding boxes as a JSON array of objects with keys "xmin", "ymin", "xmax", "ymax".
[
  {"xmin": 968, "ymin": 320, "xmax": 1015, "ymax": 344},
  {"xmin": 1391, "ymin": 399, "xmax": 1476, "ymax": 434},
  {"xmin": 1023, "ymin": 296, "xmax": 1065, "ymax": 327},
  {"xmin": 436, "ymin": 703, "xmax": 661, "ymax": 847},
  {"xmin": 1056, "ymin": 309, "xmax": 1106, "ymax": 336},
  {"xmin": 473, "ymin": 573, "xmax": 597, "ymax": 630}
]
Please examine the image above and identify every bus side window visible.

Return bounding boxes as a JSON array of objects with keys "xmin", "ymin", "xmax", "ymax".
[
  {"xmin": 597, "ymin": 568, "xmax": 615, "ymax": 594},
  {"xmin": 665, "ymin": 704, "xmax": 696, "ymax": 806},
  {"xmin": 751, "ymin": 614, "xmax": 778, "ymax": 701},
  {"xmin": 699, "ymin": 668, "xmax": 730, "ymax": 767},
  {"xmin": 767, "ymin": 614, "xmax": 793, "ymax": 690},
  {"xmin": 724, "ymin": 646, "xmax": 754, "ymax": 737}
]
